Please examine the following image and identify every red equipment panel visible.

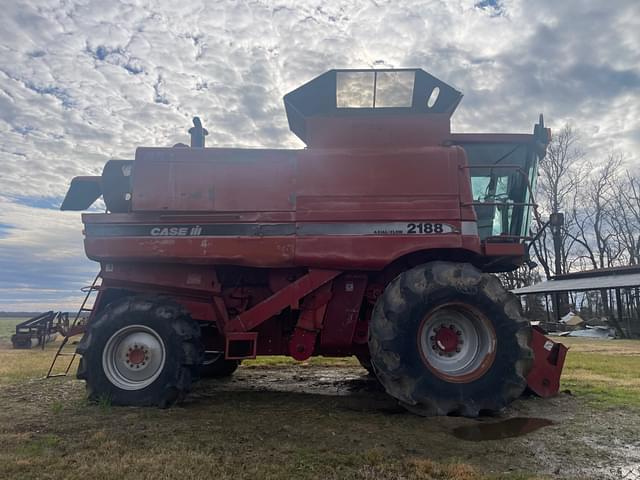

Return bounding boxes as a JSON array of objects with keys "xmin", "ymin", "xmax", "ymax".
[
  {"xmin": 84, "ymin": 235, "xmax": 297, "ymax": 268},
  {"xmin": 132, "ymin": 148, "xmax": 297, "ymax": 212},
  {"xmin": 297, "ymin": 147, "xmax": 461, "ymax": 201},
  {"xmin": 81, "ymin": 142, "xmax": 485, "ymax": 270},
  {"xmin": 320, "ymin": 274, "xmax": 368, "ymax": 351},
  {"xmin": 527, "ymin": 327, "xmax": 569, "ymax": 398}
]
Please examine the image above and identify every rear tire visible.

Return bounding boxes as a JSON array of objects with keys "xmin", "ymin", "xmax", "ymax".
[
  {"xmin": 76, "ymin": 296, "xmax": 203, "ymax": 407},
  {"xmin": 369, "ymin": 261, "xmax": 532, "ymax": 417},
  {"xmin": 200, "ymin": 352, "xmax": 239, "ymax": 378},
  {"xmin": 356, "ymin": 355, "xmax": 375, "ymax": 376}
]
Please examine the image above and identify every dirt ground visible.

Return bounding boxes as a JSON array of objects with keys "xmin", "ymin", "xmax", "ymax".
[
  {"xmin": 0, "ymin": 337, "xmax": 639, "ymax": 479},
  {"xmin": 189, "ymin": 365, "xmax": 640, "ymax": 479}
]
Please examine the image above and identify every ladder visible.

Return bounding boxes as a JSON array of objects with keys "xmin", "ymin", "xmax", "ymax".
[{"xmin": 46, "ymin": 272, "xmax": 102, "ymax": 378}]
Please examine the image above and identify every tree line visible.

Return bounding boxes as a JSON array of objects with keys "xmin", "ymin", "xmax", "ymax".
[
  {"xmin": 502, "ymin": 125, "xmax": 640, "ymax": 329},
  {"xmin": 533, "ymin": 125, "xmax": 640, "ymax": 277}
]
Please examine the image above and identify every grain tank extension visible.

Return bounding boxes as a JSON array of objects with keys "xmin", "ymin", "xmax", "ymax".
[{"xmin": 59, "ymin": 69, "xmax": 566, "ymax": 415}]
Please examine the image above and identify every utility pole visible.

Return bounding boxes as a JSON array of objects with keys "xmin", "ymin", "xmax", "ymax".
[{"xmin": 550, "ymin": 212, "xmax": 565, "ymax": 320}]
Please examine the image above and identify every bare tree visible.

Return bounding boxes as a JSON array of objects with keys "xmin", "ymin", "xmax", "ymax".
[
  {"xmin": 523, "ymin": 122, "xmax": 639, "ymax": 334},
  {"xmin": 611, "ymin": 170, "xmax": 640, "ymax": 265},
  {"xmin": 532, "ymin": 124, "xmax": 584, "ymax": 278},
  {"xmin": 567, "ymin": 154, "xmax": 623, "ymax": 270}
]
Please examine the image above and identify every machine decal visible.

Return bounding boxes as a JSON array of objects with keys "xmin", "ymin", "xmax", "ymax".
[
  {"xmin": 85, "ymin": 223, "xmax": 295, "ymax": 237},
  {"xmin": 85, "ymin": 222, "xmax": 459, "ymax": 237},
  {"xmin": 297, "ymin": 222, "xmax": 458, "ymax": 236},
  {"xmin": 150, "ymin": 226, "xmax": 202, "ymax": 236},
  {"xmin": 406, "ymin": 223, "xmax": 451, "ymax": 234}
]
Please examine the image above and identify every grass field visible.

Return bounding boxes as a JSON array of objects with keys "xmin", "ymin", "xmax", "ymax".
[
  {"xmin": 0, "ymin": 318, "xmax": 25, "ymax": 344},
  {"xmin": 0, "ymin": 336, "xmax": 638, "ymax": 479},
  {"xmin": 558, "ymin": 337, "xmax": 640, "ymax": 408}
]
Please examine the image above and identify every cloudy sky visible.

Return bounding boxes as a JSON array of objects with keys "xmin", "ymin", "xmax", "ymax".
[{"xmin": 0, "ymin": 0, "xmax": 638, "ymax": 311}]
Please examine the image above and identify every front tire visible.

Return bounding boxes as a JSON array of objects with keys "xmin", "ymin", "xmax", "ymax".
[
  {"xmin": 76, "ymin": 296, "xmax": 203, "ymax": 407},
  {"xmin": 369, "ymin": 261, "xmax": 532, "ymax": 417}
]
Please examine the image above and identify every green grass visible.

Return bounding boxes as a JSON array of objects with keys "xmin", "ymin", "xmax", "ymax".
[
  {"xmin": 0, "ymin": 335, "xmax": 78, "ymax": 384},
  {"xmin": 559, "ymin": 338, "xmax": 640, "ymax": 408},
  {"xmin": 0, "ymin": 317, "xmax": 24, "ymax": 343}
]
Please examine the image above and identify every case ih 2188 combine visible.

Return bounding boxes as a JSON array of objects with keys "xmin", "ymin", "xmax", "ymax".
[{"xmin": 58, "ymin": 69, "xmax": 566, "ymax": 416}]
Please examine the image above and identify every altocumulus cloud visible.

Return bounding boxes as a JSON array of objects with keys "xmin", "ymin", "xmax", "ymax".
[{"xmin": 0, "ymin": 0, "xmax": 638, "ymax": 310}]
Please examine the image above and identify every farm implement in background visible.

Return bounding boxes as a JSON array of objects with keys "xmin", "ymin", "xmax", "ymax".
[{"xmin": 11, "ymin": 311, "xmax": 68, "ymax": 349}]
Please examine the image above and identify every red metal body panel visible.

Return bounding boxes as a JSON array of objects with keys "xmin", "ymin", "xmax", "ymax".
[
  {"xmin": 85, "ymin": 236, "xmax": 297, "ymax": 267},
  {"xmin": 133, "ymin": 148, "xmax": 297, "ymax": 212},
  {"xmin": 527, "ymin": 327, "xmax": 569, "ymax": 397},
  {"xmin": 294, "ymin": 234, "xmax": 480, "ymax": 270},
  {"xmin": 296, "ymin": 147, "xmax": 461, "ymax": 201},
  {"xmin": 304, "ymin": 115, "xmax": 452, "ymax": 148},
  {"xmin": 101, "ymin": 262, "xmax": 218, "ymax": 294},
  {"xmin": 82, "ymin": 144, "xmax": 487, "ymax": 270},
  {"xmin": 320, "ymin": 274, "xmax": 368, "ymax": 351}
]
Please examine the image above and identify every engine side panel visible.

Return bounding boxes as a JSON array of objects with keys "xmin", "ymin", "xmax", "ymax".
[
  {"xmin": 83, "ymin": 144, "xmax": 482, "ymax": 269},
  {"xmin": 132, "ymin": 148, "xmax": 298, "ymax": 212}
]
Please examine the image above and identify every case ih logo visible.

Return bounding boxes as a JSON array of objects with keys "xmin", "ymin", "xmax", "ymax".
[{"xmin": 150, "ymin": 226, "xmax": 202, "ymax": 236}]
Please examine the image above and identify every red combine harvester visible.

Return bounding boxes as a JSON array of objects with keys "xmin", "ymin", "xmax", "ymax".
[{"xmin": 58, "ymin": 69, "xmax": 566, "ymax": 415}]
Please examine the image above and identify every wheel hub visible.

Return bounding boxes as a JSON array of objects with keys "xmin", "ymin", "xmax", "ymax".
[
  {"xmin": 418, "ymin": 304, "xmax": 496, "ymax": 382},
  {"xmin": 125, "ymin": 344, "xmax": 149, "ymax": 369},
  {"xmin": 433, "ymin": 325, "xmax": 460, "ymax": 353},
  {"xmin": 102, "ymin": 325, "xmax": 166, "ymax": 390}
]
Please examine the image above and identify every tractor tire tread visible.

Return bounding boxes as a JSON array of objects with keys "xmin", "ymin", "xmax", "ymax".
[
  {"xmin": 369, "ymin": 261, "xmax": 532, "ymax": 417},
  {"xmin": 75, "ymin": 295, "xmax": 204, "ymax": 408}
]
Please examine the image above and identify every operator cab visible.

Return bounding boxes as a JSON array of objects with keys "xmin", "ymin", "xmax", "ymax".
[{"xmin": 452, "ymin": 115, "xmax": 549, "ymax": 243}]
